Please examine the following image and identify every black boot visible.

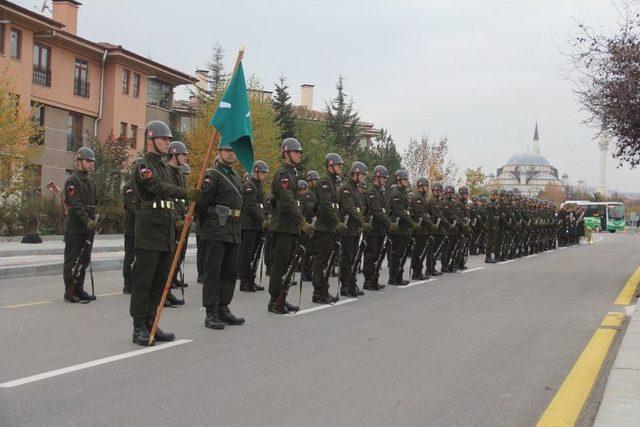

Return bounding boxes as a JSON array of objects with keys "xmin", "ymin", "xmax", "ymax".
[
  {"xmin": 217, "ymin": 305, "xmax": 245, "ymax": 325},
  {"xmin": 76, "ymin": 289, "xmax": 96, "ymax": 302},
  {"xmin": 268, "ymin": 296, "xmax": 287, "ymax": 314},
  {"xmin": 254, "ymin": 282, "xmax": 265, "ymax": 291},
  {"xmin": 239, "ymin": 280, "xmax": 256, "ymax": 292},
  {"xmin": 411, "ymin": 269, "xmax": 428, "ymax": 280},
  {"xmin": 284, "ymin": 301, "xmax": 299, "ymax": 312},
  {"xmin": 165, "ymin": 292, "xmax": 184, "ymax": 307},
  {"xmin": 485, "ymin": 255, "xmax": 497, "ymax": 264},
  {"xmin": 132, "ymin": 320, "xmax": 154, "ymax": 346},
  {"xmin": 148, "ymin": 320, "xmax": 175, "ymax": 342},
  {"xmin": 64, "ymin": 287, "xmax": 79, "ymax": 303},
  {"xmin": 204, "ymin": 307, "xmax": 225, "ymax": 330},
  {"xmin": 355, "ymin": 284, "xmax": 364, "ymax": 296}
]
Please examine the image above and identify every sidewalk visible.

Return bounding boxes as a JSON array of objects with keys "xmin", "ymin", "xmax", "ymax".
[
  {"xmin": 0, "ymin": 234, "xmax": 197, "ymax": 279},
  {"xmin": 594, "ymin": 304, "xmax": 640, "ymax": 426}
]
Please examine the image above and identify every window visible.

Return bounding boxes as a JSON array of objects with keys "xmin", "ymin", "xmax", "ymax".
[
  {"xmin": 0, "ymin": 24, "xmax": 5, "ymax": 55},
  {"xmin": 10, "ymin": 28, "xmax": 21, "ymax": 60},
  {"xmin": 132, "ymin": 73, "xmax": 140, "ymax": 98},
  {"xmin": 120, "ymin": 122, "xmax": 128, "ymax": 140},
  {"xmin": 33, "ymin": 43, "xmax": 51, "ymax": 86},
  {"xmin": 30, "ymin": 102, "xmax": 45, "ymax": 146},
  {"xmin": 147, "ymin": 79, "xmax": 172, "ymax": 109},
  {"xmin": 74, "ymin": 59, "xmax": 89, "ymax": 97},
  {"xmin": 130, "ymin": 124, "xmax": 138, "ymax": 148},
  {"xmin": 122, "ymin": 69, "xmax": 130, "ymax": 94},
  {"xmin": 67, "ymin": 113, "xmax": 84, "ymax": 152}
]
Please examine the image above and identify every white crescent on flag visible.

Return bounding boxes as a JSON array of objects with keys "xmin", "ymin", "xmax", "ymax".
[{"xmin": 220, "ymin": 102, "xmax": 232, "ymax": 109}]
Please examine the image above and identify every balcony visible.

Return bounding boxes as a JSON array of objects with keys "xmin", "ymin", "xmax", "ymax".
[
  {"xmin": 33, "ymin": 66, "xmax": 51, "ymax": 87},
  {"xmin": 74, "ymin": 79, "xmax": 90, "ymax": 98}
]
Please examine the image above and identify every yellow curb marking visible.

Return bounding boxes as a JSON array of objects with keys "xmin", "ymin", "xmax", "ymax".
[{"xmin": 615, "ymin": 265, "xmax": 640, "ymax": 305}]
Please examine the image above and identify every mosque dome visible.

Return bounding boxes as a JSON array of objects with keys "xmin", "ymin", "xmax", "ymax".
[{"xmin": 505, "ymin": 152, "xmax": 551, "ymax": 167}]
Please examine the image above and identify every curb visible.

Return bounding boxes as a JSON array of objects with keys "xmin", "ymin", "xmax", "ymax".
[{"xmin": 594, "ymin": 304, "xmax": 640, "ymax": 427}]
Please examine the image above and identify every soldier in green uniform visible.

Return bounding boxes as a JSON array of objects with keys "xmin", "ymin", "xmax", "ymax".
[
  {"xmin": 165, "ymin": 140, "xmax": 190, "ymax": 307},
  {"xmin": 130, "ymin": 121, "xmax": 201, "ymax": 346},
  {"xmin": 338, "ymin": 161, "xmax": 371, "ymax": 297},
  {"xmin": 409, "ymin": 177, "xmax": 437, "ymax": 280},
  {"xmin": 300, "ymin": 170, "xmax": 319, "ymax": 282},
  {"xmin": 198, "ymin": 141, "xmax": 245, "ymax": 329},
  {"xmin": 267, "ymin": 138, "xmax": 313, "ymax": 314},
  {"xmin": 484, "ymin": 189, "xmax": 500, "ymax": 263},
  {"xmin": 363, "ymin": 165, "xmax": 396, "ymax": 290},
  {"xmin": 426, "ymin": 183, "xmax": 449, "ymax": 275},
  {"xmin": 63, "ymin": 147, "xmax": 98, "ymax": 303},
  {"xmin": 441, "ymin": 185, "xmax": 461, "ymax": 272},
  {"xmin": 239, "ymin": 160, "xmax": 269, "ymax": 292},
  {"xmin": 311, "ymin": 153, "xmax": 345, "ymax": 303},
  {"xmin": 388, "ymin": 170, "xmax": 420, "ymax": 286},
  {"xmin": 455, "ymin": 186, "xmax": 473, "ymax": 270},
  {"xmin": 122, "ymin": 177, "xmax": 137, "ymax": 295}
]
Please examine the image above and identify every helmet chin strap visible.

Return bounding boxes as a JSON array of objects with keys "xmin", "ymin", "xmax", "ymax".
[{"xmin": 151, "ymin": 138, "xmax": 162, "ymax": 155}]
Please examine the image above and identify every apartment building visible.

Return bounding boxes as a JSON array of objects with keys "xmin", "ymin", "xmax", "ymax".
[{"xmin": 0, "ymin": 0, "xmax": 196, "ymax": 192}]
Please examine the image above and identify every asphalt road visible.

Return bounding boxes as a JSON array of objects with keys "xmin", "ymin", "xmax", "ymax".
[{"xmin": 0, "ymin": 233, "xmax": 638, "ymax": 426}]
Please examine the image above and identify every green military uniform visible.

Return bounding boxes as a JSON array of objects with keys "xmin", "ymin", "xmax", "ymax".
[
  {"xmin": 484, "ymin": 193, "xmax": 500, "ymax": 262},
  {"xmin": 63, "ymin": 169, "xmax": 97, "ymax": 300},
  {"xmin": 409, "ymin": 189, "xmax": 437, "ymax": 279},
  {"xmin": 426, "ymin": 185, "xmax": 450, "ymax": 275},
  {"xmin": 198, "ymin": 162, "xmax": 244, "ymax": 328},
  {"xmin": 338, "ymin": 177, "xmax": 367, "ymax": 296},
  {"xmin": 122, "ymin": 178, "xmax": 137, "ymax": 294},
  {"xmin": 363, "ymin": 183, "xmax": 392, "ymax": 289},
  {"xmin": 300, "ymin": 187, "xmax": 316, "ymax": 282},
  {"xmin": 388, "ymin": 183, "xmax": 416, "ymax": 285},
  {"xmin": 239, "ymin": 174, "xmax": 265, "ymax": 291}
]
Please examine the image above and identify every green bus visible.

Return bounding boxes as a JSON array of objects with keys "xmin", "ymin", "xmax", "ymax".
[{"xmin": 561, "ymin": 201, "xmax": 625, "ymax": 232}]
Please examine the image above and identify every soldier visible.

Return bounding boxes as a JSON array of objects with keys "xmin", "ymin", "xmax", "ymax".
[
  {"xmin": 363, "ymin": 165, "xmax": 396, "ymax": 290},
  {"xmin": 198, "ymin": 141, "xmax": 245, "ymax": 329},
  {"xmin": 122, "ymin": 177, "xmax": 136, "ymax": 295},
  {"xmin": 311, "ymin": 153, "xmax": 345, "ymax": 303},
  {"xmin": 441, "ymin": 185, "xmax": 461, "ymax": 272},
  {"xmin": 455, "ymin": 186, "xmax": 473, "ymax": 270},
  {"xmin": 63, "ymin": 147, "xmax": 98, "ymax": 303},
  {"xmin": 300, "ymin": 171, "xmax": 318, "ymax": 282},
  {"xmin": 426, "ymin": 183, "xmax": 448, "ymax": 275},
  {"xmin": 239, "ymin": 160, "xmax": 269, "ymax": 292},
  {"xmin": 338, "ymin": 161, "xmax": 371, "ymax": 297},
  {"xmin": 267, "ymin": 138, "xmax": 313, "ymax": 314},
  {"xmin": 165, "ymin": 140, "xmax": 190, "ymax": 307},
  {"xmin": 130, "ymin": 121, "xmax": 201, "ymax": 346},
  {"xmin": 388, "ymin": 170, "xmax": 420, "ymax": 286},
  {"xmin": 409, "ymin": 177, "xmax": 437, "ymax": 280},
  {"xmin": 484, "ymin": 190, "xmax": 500, "ymax": 263}
]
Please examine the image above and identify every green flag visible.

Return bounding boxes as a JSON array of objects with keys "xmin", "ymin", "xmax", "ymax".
[{"xmin": 210, "ymin": 62, "xmax": 254, "ymax": 172}]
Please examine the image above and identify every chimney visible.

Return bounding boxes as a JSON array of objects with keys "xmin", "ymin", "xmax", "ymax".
[
  {"xmin": 52, "ymin": 0, "xmax": 81, "ymax": 35},
  {"xmin": 301, "ymin": 84, "xmax": 314, "ymax": 109},
  {"xmin": 195, "ymin": 69, "xmax": 209, "ymax": 92}
]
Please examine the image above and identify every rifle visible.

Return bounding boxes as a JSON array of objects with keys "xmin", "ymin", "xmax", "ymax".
[
  {"xmin": 67, "ymin": 236, "xmax": 95, "ymax": 303},
  {"xmin": 399, "ymin": 237, "xmax": 415, "ymax": 280},
  {"xmin": 374, "ymin": 236, "xmax": 391, "ymax": 282},
  {"xmin": 323, "ymin": 239, "xmax": 341, "ymax": 302},
  {"xmin": 249, "ymin": 234, "xmax": 266, "ymax": 285},
  {"xmin": 350, "ymin": 237, "xmax": 367, "ymax": 293},
  {"xmin": 419, "ymin": 235, "xmax": 435, "ymax": 268},
  {"xmin": 275, "ymin": 243, "xmax": 305, "ymax": 313}
]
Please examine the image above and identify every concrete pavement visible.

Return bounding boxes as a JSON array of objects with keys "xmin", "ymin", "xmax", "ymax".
[{"xmin": 0, "ymin": 233, "xmax": 638, "ymax": 426}]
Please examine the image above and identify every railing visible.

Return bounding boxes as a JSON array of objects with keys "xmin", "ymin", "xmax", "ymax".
[
  {"xmin": 74, "ymin": 79, "xmax": 90, "ymax": 98},
  {"xmin": 33, "ymin": 66, "xmax": 51, "ymax": 87}
]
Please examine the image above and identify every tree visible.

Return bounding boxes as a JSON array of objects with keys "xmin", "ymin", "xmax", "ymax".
[
  {"xmin": 464, "ymin": 167, "xmax": 486, "ymax": 195},
  {"xmin": 569, "ymin": 2, "xmax": 640, "ymax": 167},
  {"xmin": 403, "ymin": 135, "xmax": 458, "ymax": 184},
  {"xmin": 325, "ymin": 75, "xmax": 361, "ymax": 150},
  {"xmin": 538, "ymin": 183, "xmax": 566, "ymax": 205},
  {"xmin": 0, "ymin": 71, "xmax": 39, "ymax": 199},
  {"xmin": 272, "ymin": 75, "xmax": 297, "ymax": 140},
  {"xmin": 358, "ymin": 128, "xmax": 402, "ymax": 174},
  {"xmin": 205, "ymin": 41, "xmax": 229, "ymax": 96}
]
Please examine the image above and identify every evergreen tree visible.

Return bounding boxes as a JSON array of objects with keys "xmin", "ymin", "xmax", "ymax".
[
  {"xmin": 206, "ymin": 41, "xmax": 228, "ymax": 96},
  {"xmin": 325, "ymin": 75, "xmax": 361, "ymax": 149},
  {"xmin": 272, "ymin": 75, "xmax": 297, "ymax": 140}
]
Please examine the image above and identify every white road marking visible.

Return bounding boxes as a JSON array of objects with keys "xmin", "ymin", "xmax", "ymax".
[
  {"xmin": 545, "ymin": 250, "xmax": 556, "ymax": 254},
  {"xmin": 397, "ymin": 278, "xmax": 437, "ymax": 288},
  {"xmin": 286, "ymin": 298, "xmax": 356, "ymax": 316},
  {"xmin": 462, "ymin": 267, "xmax": 485, "ymax": 274},
  {"xmin": 498, "ymin": 259, "xmax": 515, "ymax": 264},
  {"xmin": 3, "ymin": 301, "xmax": 51, "ymax": 309},
  {"xmin": 525, "ymin": 254, "xmax": 538, "ymax": 258},
  {"xmin": 0, "ymin": 339, "xmax": 193, "ymax": 388},
  {"xmin": 625, "ymin": 305, "xmax": 636, "ymax": 317},
  {"xmin": 558, "ymin": 247, "xmax": 566, "ymax": 250}
]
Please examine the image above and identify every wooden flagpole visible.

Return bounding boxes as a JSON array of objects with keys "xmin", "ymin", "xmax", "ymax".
[{"xmin": 149, "ymin": 47, "xmax": 245, "ymax": 344}]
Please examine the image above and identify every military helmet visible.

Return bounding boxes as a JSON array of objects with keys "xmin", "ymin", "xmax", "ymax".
[
  {"xmin": 350, "ymin": 161, "xmax": 367, "ymax": 175},
  {"xmin": 325, "ymin": 153, "xmax": 344, "ymax": 166},
  {"xmin": 395, "ymin": 169, "xmax": 409, "ymax": 180},
  {"xmin": 432, "ymin": 182, "xmax": 443, "ymax": 191},
  {"xmin": 416, "ymin": 177, "xmax": 429, "ymax": 187},
  {"xmin": 76, "ymin": 146, "xmax": 95, "ymax": 161},
  {"xmin": 480, "ymin": 196, "xmax": 488, "ymax": 203},
  {"xmin": 444, "ymin": 185, "xmax": 455, "ymax": 193},
  {"xmin": 179, "ymin": 164, "xmax": 191, "ymax": 175},
  {"xmin": 306, "ymin": 170, "xmax": 320, "ymax": 181},
  {"xmin": 145, "ymin": 120, "xmax": 172, "ymax": 140},
  {"xmin": 471, "ymin": 195, "xmax": 479, "ymax": 201},
  {"xmin": 499, "ymin": 189, "xmax": 507, "ymax": 195},
  {"xmin": 491, "ymin": 188, "xmax": 500, "ymax": 195},
  {"xmin": 373, "ymin": 165, "xmax": 389, "ymax": 178},
  {"xmin": 281, "ymin": 137, "xmax": 302, "ymax": 152},
  {"xmin": 298, "ymin": 179, "xmax": 308, "ymax": 190},
  {"xmin": 218, "ymin": 139, "xmax": 233, "ymax": 150},
  {"xmin": 168, "ymin": 141, "xmax": 188, "ymax": 156},
  {"xmin": 458, "ymin": 186, "xmax": 469, "ymax": 195},
  {"xmin": 253, "ymin": 160, "xmax": 269, "ymax": 173}
]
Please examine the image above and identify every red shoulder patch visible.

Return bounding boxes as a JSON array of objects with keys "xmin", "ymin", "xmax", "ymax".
[
  {"xmin": 279, "ymin": 172, "xmax": 289, "ymax": 189},
  {"xmin": 66, "ymin": 185, "xmax": 76, "ymax": 198},
  {"xmin": 139, "ymin": 164, "xmax": 153, "ymax": 180}
]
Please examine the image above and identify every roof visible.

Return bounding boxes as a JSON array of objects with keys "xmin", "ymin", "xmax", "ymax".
[
  {"xmin": 505, "ymin": 152, "xmax": 551, "ymax": 167},
  {"xmin": 530, "ymin": 172, "xmax": 558, "ymax": 181}
]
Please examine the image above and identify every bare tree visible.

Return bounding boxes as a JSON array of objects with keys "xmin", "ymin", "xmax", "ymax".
[{"xmin": 403, "ymin": 135, "xmax": 458, "ymax": 184}]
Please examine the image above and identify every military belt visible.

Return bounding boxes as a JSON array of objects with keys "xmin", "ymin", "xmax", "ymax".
[
  {"xmin": 140, "ymin": 200, "xmax": 174, "ymax": 209},
  {"xmin": 208, "ymin": 205, "xmax": 241, "ymax": 217}
]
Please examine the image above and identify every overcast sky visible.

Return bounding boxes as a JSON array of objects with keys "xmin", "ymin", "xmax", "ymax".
[{"xmin": 18, "ymin": 0, "xmax": 640, "ymax": 193}]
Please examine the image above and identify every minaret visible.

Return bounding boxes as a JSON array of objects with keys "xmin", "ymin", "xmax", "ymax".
[
  {"xmin": 597, "ymin": 124, "xmax": 608, "ymax": 196},
  {"xmin": 532, "ymin": 122, "xmax": 540, "ymax": 154}
]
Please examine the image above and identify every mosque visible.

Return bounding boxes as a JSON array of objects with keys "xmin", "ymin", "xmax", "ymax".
[{"xmin": 485, "ymin": 124, "xmax": 566, "ymax": 196}]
